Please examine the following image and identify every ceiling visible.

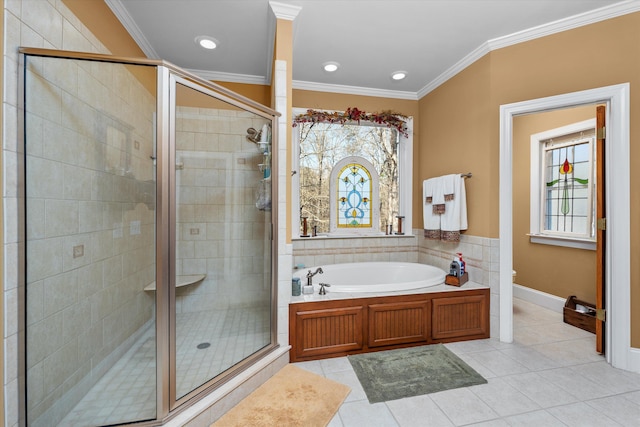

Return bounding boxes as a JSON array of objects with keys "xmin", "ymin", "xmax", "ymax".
[{"xmin": 106, "ymin": 0, "xmax": 635, "ymax": 99}]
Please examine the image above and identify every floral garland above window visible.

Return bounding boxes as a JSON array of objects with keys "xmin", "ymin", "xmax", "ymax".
[{"xmin": 293, "ymin": 107, "xmax": 409, "ymax": 138}]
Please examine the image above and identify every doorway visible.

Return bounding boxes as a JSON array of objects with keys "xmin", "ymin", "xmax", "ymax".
[{"xmin": 499, "ymin": 84, "xmax": 632, "ymax": 371}]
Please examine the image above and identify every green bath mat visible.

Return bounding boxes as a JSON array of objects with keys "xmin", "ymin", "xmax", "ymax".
[{"xmin": 348, "ymin": 344, "xmax": 487, "ymax": 403}]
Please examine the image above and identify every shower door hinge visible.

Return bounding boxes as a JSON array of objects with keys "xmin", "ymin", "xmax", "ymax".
[
  {"xmin": 597, "ymin": 126, "xmax": 606, "ymax": 140},
  {"xmin": 597, "ymin": 218, "xmax": 606, "ymax": 231},
  {"xmin": 596, "ymin": 308, "xmax": 606, "ymax": 322}
]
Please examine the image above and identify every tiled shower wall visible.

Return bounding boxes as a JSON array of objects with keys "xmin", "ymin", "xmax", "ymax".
[
  {"xmin": 3, "ymin": 2, "xmax": 117, "ymax": 425},
  {"xmin": 174, "ymin": 106, "xmax": 272, "ymax": 312},
  {"xmin": 291, "ymin": 231, "xmax": 500, "ymax": 338},
  {"xmin": 24, "ymin": 56, "xmax": 156, "ymax": 424}
]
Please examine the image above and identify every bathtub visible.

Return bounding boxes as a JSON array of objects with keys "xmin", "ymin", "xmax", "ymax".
[
  {"xmin": 289, "ymin": 262, "xmax": 489, "ymax": 362},
  {"xmin": 293, "ymin": 262, "xmax": 446, "ymax": 293}
]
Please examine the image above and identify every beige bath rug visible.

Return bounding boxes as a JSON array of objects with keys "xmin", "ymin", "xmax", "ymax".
[{"xmin": 211, "ymin": 364, "xmax": 350, "ymax": 427}]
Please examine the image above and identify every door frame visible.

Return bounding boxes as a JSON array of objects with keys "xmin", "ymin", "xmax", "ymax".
[{"xmin": 499, "ymin": 83, "xmax": 636, "ymax": 372}]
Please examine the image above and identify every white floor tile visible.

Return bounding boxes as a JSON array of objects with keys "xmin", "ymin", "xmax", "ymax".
[
  {"xmin": 320, "ymin": 356, "xmax": 353, "ymax": 374},
  {"xmin": 531, "ymin": 337, "xmax": 601, "ymax": 366},
  {"xmin": 623, "ymin": 390, "xmax": 640, "ymax": 406},
  {"xmin": 470, "ymin": 377, "xmax": 541, "ymax": 417},
  {"xmin": 570, "ymin": 361, "xmax": 640, "ymax": 394},
  {"xmin": 584, "ymin": 395, "xmax": 640, "ymax": 426},
  {"xmin": 536, "ymin": 366, "xmax": 618, "ymax": 401},
  {"xmin": 498, "ymin": 345, "xmax": 562, "ymax": 371},
  {"xmin": 503, "ymin": 409, "xmax": 566, "ymax": 426},
  {"xmin": 463, "ymin": 350, "xmax": 529, "ymax": 377},
  {"xmin": 502, "ymin": 372, "xmax": 580, "ymax": 408},
  {"xmin": 465, "ymin": 420, "xmax": 510, "ymax": 427},
  {"xmin": 338, "ymin": 400, "xmax": 399, "ymax": 427},
  {"xmin": 546, "ymin": 401, "xmax": 623, "ymax": 426},
  {"xmin": 443, "ymin": 339, "xmax": 495, "ymax": 354},
  {"xmin": 385, "ymin": 394, "xmax": 454, "ymax": 427},
  {"xmin": 430, "ymin": 387, "xmax": 499, "ymax": 426}
]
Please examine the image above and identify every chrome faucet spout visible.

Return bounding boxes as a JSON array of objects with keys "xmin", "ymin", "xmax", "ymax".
[{"xmin": 306, "ymin": 267, "xmax": 324, "ymax": 286}]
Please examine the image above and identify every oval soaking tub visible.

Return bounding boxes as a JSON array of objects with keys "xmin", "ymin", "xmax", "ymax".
[{"xmin": 293, "ymin": 262, "xmax": 446, "ymax": 293}]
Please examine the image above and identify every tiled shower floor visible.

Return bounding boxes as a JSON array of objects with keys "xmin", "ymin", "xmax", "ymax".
[{"xmin": 56, "ymin": 307, "xmax": 270, "ymax": 427}]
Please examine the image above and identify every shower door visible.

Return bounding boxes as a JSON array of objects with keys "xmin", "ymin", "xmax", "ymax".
[
  {"xmin": 170, "ymin": 79, "xmax": 274, "ymax": 403},
  {"xmin": 23, "ymin": 49, "xmax": 278, "ymax": 425},
  {"xmin": 24, "ymin": 55, "xmax": 158, "ymax": 426}
]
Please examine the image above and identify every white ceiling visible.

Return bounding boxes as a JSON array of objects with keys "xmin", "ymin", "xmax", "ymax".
[{"xmin": 106, "ymin": 0, "xmax": 637, "ymax": 99}]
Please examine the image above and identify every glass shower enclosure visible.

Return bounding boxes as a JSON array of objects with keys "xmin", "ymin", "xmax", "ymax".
[{"xmin": 21, "ymin": 49, "xmax": 278, "ymax": 426}]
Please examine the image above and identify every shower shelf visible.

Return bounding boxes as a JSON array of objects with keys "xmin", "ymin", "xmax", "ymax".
[{"xmin": 144, "ymin": 274, "xmax": 206, "ymax": 292}]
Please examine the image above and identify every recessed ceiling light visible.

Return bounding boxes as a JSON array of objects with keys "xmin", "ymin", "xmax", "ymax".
[
  {"xmin": 391, "ymin": 71, "xmax": 407, "ymax": 81},
  {"xmin": 322, "ymin": 62, "xmax": 340, "ymax": 72},
  {"xmin": 195, "ymin": 35, "xmax": 219, "ymax": 50}
]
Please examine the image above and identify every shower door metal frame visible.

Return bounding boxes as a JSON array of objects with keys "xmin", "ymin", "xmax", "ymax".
[
  {"xmin": 20, "ymin": 47, "xmax": 280, "ymax": 425},
  {"xmin": 165, "ymin": 72, "xmax": 280, "ymax": 410}
]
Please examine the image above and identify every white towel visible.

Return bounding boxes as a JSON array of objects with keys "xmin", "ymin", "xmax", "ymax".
[
  {"xmin": 423, "ymin": 178, "xmax": 441, "ymax": 239},
  {"xmin": 441, "ymin": 174, "xmax": 468, "ymax": 241}
]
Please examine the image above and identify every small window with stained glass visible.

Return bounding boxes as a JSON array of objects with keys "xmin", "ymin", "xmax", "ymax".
[{"xmin": 540, "ymin": 131, "xmax": 595, "ymax": 239}]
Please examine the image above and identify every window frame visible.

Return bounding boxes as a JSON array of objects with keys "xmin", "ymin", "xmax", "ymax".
[
  {"xmin": 529, "ymin": 118, "xmax": 596, "ymax": 250},
  {"xmin": 291, "ymin": 108, "xmax": 413, "ymax": 240}
]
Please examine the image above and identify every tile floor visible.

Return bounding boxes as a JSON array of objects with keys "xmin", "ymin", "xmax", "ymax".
[
  {"xmin": 55, "ymin": 307, "xmax": 270, "ymax": 427},
  {"xmin": 294, "ymin": 298, "xmax": 640, "ymax": 426}
]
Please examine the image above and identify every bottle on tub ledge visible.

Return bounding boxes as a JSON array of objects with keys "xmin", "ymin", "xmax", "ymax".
[
  {"xmin": 449, "ymin": 257, "xmax": 461, "ymax": 277},
  {"xmin": 456, "ymin": 252, "xmax": 466, "ymax": 275},
  {"xmin": 446, "ymin": 253, "xmax": 468, "ymax": 286}
]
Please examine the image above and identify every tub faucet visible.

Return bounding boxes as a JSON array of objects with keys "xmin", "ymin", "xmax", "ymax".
[
  {"xmin": 318, "ymin": 283, "xmax": 331, "ymax": 295},
  {"xmin": 306, "ymin": 267, "xmax": 323, "ymax": 286}
]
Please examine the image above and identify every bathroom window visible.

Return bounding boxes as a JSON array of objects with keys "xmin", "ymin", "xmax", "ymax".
[
  {"xmin": 336, "ymin": 162, "xmax": 373, "ymax": 228},
  {"xmin": 292, "ymin": 109, "xmax": 413, "ymax": 237},
  {"xmin": 530, "ymin": 119, "xmax": 596, "ymax": 249},
  {"xmin": 329, "ymin": 156, "xmax": 380, "ymax": 234}
]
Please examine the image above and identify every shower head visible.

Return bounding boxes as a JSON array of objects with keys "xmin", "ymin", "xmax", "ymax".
[{"xmin": 246, "ymin": 127, "xmax": 261, "ymax": 143}]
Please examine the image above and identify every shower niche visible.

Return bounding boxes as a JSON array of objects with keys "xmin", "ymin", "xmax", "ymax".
[{"xmin": 22, "ymin": 49, "xmax": 278, "ymax": 426}]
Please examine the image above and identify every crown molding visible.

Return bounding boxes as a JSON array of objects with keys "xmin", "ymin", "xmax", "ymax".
[
  {"xmin": 489, "ymin": 0, "xmax": 640, "ymax": 51},
  {"xmin": 293, "ymin": 80, "xmax": 418, "ymax": 100},
  {"xmin": 417, "ymin": 0, "xmax": 640, "ymax": 99},
  {"xmin": 106, "ymin": 0, "xmax": 640, "ymax": 101},
  {"xmin": 187, "ymin": 69, "xmax": 269, "ymax": 86},
  {"xmin": 269, "ymin": 1, "xmax": 302, "ymax": 21},
  {"xmin": 416, "ymin": 42, "xmax": 491, "ymax": 99},
  {"xmin": 105, "ymin": 0, "xmax": 159, "ymax": 59}
]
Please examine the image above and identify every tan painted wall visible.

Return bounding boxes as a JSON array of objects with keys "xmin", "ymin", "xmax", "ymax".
[
  {"xmin": 418, "ymin": 55, "xmax": 492, "ymax": 237},
  {"xmin": 215, "ymin": 82, "xmax": 271, "ymax": 106},
  {"xmin": 63, "ymin": 0, "xmax": 145, "ymax": 57},
  {"xmin": 513, "ymin": 106, "xmax": 596, "ymax": 302},
  {"xmin": 419, "ymin": 12, "xmax": 640, "ymax": 346}
]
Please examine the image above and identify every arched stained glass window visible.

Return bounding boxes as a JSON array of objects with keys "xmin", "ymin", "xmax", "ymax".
[
  {"xmin": 329, "ymin": 156, "xmax": 379, "ymax": 234},
  {"xmin": 337, "ymin": 163, "xmax": 372, "ymax": 228}
]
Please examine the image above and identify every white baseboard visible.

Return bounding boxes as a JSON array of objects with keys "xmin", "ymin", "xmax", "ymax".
[
  {"xmin": 628, "ymin": 347, "xmax": 640, "ymax": 374},
  {"xmin": 512, "ymin": 283, "xmax": 566, "ymax": 313}
]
